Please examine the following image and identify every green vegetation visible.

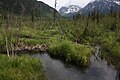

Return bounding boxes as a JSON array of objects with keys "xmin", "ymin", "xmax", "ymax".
[
  {"xmin": 0, "ymin": 0, "xmax": 120, "ymax": 79},
  {"xmin": 0, "ymin": 55, "xmax": 46, "ymax": 80},
  {"xmin": 49, "ymin": 40, "xmax": 93, "ymax": 66},
  {"xmin": 0, "ymin": 0, "xmax": 120, "ymax": 75},
  {"xmin": 100, "ymin": 32, "xmax": 120, "ymax": 59},
  {"xmin": 0, "ymin": 14, "xmax": 120, "ymax": 66}
]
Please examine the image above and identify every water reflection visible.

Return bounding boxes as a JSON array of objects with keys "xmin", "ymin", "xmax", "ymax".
[
  {"xmin": 32, "ymin": 52, "xmax": 117, "ymax": 80},
  {"xmin": 116, "ymin": 68, "xmax": 120, "ymax": 80}
]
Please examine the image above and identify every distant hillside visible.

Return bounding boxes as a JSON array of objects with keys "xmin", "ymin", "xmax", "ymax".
[{"xmin": 0, "ymin": 0, "xmax": 61, "ymax": 18}]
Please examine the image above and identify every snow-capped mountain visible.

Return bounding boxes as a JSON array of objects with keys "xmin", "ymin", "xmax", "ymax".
[
  {"xmin": 59, "ymin": 0, "xmax": 120, "ymax": 18},
  {"xmin": 80, "ymin": 0, "xmax": 120, "ymax": 15},
  {"xmin": 59, "ymin": 5, "xmax": 81, "ymax": 18},
  {"xmin": 114, "ymin": 0, "xmax": 120, "ymax": 5}
]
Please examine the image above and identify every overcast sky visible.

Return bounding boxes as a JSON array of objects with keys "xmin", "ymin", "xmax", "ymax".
[{"xmin": 37, "ymin": 0, "xmax": 95, "ymax": 10}]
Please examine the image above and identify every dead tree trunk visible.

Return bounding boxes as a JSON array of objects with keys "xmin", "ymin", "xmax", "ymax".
[
  {"xmin": 53, "ymin": 0, "xmax": 57, "ymax": 22},
  {"xmin": 31, "ymin": 7, "xmax": 35, "ymax": 25},
  {"xmin": 5, "ymin": 13, "xmax": 10, "ymax": 57},
  {"xmin": 5, "ymin": 37, "xmax": 10, "ymax": 57},
  {"xmin": 5, "ymin": 12, "xmax": 13, "ymax": 57}
]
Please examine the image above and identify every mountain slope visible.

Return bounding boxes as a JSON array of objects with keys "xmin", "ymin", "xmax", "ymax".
[
  {"xmin": 80, "ymin": 0, "xmax": 120, "ymax": 15},
  {"xmin": 0, "ymin": 0, "xmax": 61, "ymax": 18}
]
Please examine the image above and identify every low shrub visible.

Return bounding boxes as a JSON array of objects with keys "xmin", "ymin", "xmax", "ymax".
[{"xmin": 100, "ymin": 32, "xmax": 120, "ymax": 58}]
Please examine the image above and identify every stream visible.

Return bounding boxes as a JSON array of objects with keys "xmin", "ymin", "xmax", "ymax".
[{"xmin": 32, "ymin": 46, "xmax": 118, "ymax": 80}]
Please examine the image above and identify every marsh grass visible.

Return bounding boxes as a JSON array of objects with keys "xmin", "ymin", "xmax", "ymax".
[
  {"xmin": 48, "ymin": 40, "xmax": 94, "ymax": 66},
  {"xmin": 0, "ymin": 55, "xmax": 46, "ymax": 80}
]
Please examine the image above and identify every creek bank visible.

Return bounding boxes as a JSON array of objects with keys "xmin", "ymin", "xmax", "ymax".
[
  {"xmin": 32, "ymin": 49, "xmax": 117, "ymax": 80},
  {"xmin": 48, "ymin": 40, "xmax": 94, "ymax": 67},
  {"xmin": 13, "ymin": 40, "xmax": 94, "ymax": 67}
]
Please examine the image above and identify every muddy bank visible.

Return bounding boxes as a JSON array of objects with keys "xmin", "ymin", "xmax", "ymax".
[{"xmin": 15, "ymin": 43, "xmax": 49, "ymax": 52}]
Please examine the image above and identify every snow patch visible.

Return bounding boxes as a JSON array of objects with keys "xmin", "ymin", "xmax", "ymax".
[
  {"xmin": 64, "ymin": 6, "xmax": 80, "ymax": 14},
  {"xmin": 114, "ymin": 1, "xmax": 120, "ymax": 5}
]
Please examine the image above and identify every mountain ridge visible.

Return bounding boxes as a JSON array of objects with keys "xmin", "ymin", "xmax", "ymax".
[
  {"xmin": 0, "ymin": 0, "xmax": 61, "ymax": 19},
  {"xmin": 81, "ymin": 0, "xmax": 120, "ymax": 15},
  {"xmin": 59, "ymin": 0, "xmax": 120, "ymax": 18}
]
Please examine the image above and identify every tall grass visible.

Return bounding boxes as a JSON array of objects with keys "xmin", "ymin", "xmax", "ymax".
[
  {"xmin": 0, "ymin": 55, "xmax": 46, "ymax": 80},
  {"xmin": 49, "ymin": 40, "xmax": 94, "ymax": 66}
]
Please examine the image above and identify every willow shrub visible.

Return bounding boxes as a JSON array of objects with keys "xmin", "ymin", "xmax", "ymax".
[
  {"xmin": 100, "ymin": 32, "xmax": 120, "ymax": 60},
  {"xmin": 0, "ymin": 55, "xmax": 46, "ymax": 80},
  {"xmin": 48, "ymin": 40, "xmax": 94, "ymax": 66}
]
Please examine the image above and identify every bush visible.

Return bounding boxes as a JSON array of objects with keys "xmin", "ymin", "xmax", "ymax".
[
  {"xmin": 48, "ymin": 40, "xmax": 93, "ymax": 66},
  {"xmin": 100, "ymin": 32, "xmax": 120, "ymax": 60},
  {"xmin": 0, "ymin": 55, "xmax": 46, "ymax": 80}
]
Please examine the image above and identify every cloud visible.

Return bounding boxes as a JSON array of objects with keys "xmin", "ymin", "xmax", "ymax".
[{"xmin": 37, "ymin": 0, "xmax": 94, "ymax": 10}]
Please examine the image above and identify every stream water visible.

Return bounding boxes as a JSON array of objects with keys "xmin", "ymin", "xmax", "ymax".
[{"xmin": 32, "ymin": 46, "xmax": 118, "ymax": 80}]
